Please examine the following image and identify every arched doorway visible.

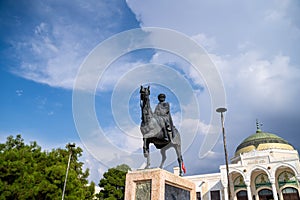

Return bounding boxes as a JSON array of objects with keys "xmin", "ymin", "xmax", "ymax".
[
  {"xmin": 282, "ymin": 187, "xmax": 300, "ymax": 200},
  {"xmin": 236, "ymin": 190, "xmax": 248, "ymax": 200},
  {"xmin": 258, "ymin": 189, "xmax": 273, "ymax": 200}
]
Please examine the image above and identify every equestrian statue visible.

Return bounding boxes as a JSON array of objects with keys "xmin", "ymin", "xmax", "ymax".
[{"xmin": 139, "ymin": 85, "xmax": 186, "ymax": 176}]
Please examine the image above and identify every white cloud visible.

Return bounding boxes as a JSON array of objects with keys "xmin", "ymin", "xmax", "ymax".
[
  {"xmin": 205, "ymin": 150, "xmax": 222, "ymax": 159},
  {"xmin": 212, "ymin": 51, "xmax": 300, "ymax": 114},
  {"xmin": 81, "ymin": 149, "xmax": 107, "ymax": 183},
  {"xmin": 13, "ymin": 21, "xmax": 89, "ymax": 89},
  {"xmin": 9, "ymin": 1, "xmax": 300, "ymax": 95},
  {"xmin": 97, "ymin": 59, "xmax": 147, "ymax": 92},
  {"xmin": 9, "ymin": 0, "xmax": 139, "ymax": 90},
  {"xmin": 34, "ymin": 22, "xmax": 59, "ymax": 53},
  {"xmin": 191, "ymin": 34, "xmax": 217, "ymax": 52},
  {"xmin": 127, "ymin": 0, "xmax": 300, "ymax": 57},
  {"xmin": 263, "ymin": 0, "xmax": 291, "ymax": 22},
  {"xmin": 15, "ymin": 90, "xmax": 23, "ymax": 96},
  {"xmin": 103, "ymin": 126, "xmax": 143, "ymax": 153}
]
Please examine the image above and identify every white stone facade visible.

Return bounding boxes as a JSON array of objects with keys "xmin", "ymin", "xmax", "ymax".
[{"xmin": 184, "ymin": 146, "xmax": 300, "ymax": 200}]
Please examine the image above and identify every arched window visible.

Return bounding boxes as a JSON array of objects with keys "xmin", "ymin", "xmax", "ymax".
[
  {"xmin": 282, "ymin": 187, "xmax": 300, "ymax": 200},
  {"xmin": 234, "ymin": 175, "xmax": 246, "ymax": 191},
  {"xmin": 283, "ymin": 188, "xmax": 298, "ymax": 194},
  {"xmin": 237, "ymin": 190, "xmax": 248, "ymax": 200},
  {"xmin": 278, "ymin": 171, "xmax": 297, "ymax": 188},
  {"xmin": 258, "ymin": 189, "xmax": 273, "ymax": 200},
  {"xmin": 258, "ymin": 189, "xmax": 272, "ymax": 196},
  {"xmin": 255, "ymin": 174, "xmax": 271, "ymax": 189}
]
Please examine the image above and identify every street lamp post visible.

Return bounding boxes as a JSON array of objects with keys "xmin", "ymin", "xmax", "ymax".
[
  {"xmin": 62, "ymin": 143, "xmax": 75, "ymax": 200},
  {"xmin": 216, "ymin": 107, "xmax": 231, "ymax": 200}
]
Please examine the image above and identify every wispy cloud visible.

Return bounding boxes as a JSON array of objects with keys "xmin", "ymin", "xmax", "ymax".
[
  {"xmin": 15, "ymin": 90, "xmax": 23, "ymax": 96},
  {"xmin": 4, "ymin": 0, "xmax": 140, "ymax": 89},
  {"xmin": 213, "ymin": 52, "xmax": 300, "ymax": 114},
  {"xmin": 191, "ymin": 34, "xmax": 217, "ymax": 52}
]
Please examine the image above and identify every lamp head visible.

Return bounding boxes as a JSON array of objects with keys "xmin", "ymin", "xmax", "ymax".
[
  {"xmin": 216, "ymin": 107, "xmax": 227, "ymax": 113},
  {"xmin": 68, "ymin": 143, "xmax": 76, "ymax": 148}
]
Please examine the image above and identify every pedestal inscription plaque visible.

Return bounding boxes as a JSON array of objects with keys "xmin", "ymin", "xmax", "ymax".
[
  {"xmin": 125, "ymin": 168, "xmax": 195, "ymax": 200},
  {"xmin": 165, "ymin": 183, "xmax": 190, "ymax": 200},
  {"xmin": 136, "ymin": 180, "xmax": 151, "ymax": 200}
]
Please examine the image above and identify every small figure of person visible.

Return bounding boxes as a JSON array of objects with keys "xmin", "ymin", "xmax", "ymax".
[{"xmin": 154, "ymin": 93, "xmax": 174, "ymax": 142}]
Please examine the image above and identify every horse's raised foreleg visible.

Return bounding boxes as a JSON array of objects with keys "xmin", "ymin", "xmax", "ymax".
[
  {"xmin": 159, "ymin": 148, "xmax": 166, "ymax": 169},
  {"xmin": 143, "ymin": 138, "xmax": 150, "ymax": 169}
]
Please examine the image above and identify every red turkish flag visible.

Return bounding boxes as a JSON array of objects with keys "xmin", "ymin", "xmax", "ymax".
[{"xmin": 182, "ymin": 162, "xmax": 186, "ymax": 174}]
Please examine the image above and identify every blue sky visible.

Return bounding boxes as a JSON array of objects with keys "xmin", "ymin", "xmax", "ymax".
[{"xmin": 1, "ymin": 0, "xmax": 300, "ymax": 183}]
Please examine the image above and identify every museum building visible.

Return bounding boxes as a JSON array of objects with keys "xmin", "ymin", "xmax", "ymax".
[{"xmin": 184, "ymin": 124, "xmax": 300, "ymax": 200}]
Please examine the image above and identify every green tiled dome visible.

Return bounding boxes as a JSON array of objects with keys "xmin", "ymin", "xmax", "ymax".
[{"xmin": 235, "ymin": 121, "xmax": 294, "ymax": 155}]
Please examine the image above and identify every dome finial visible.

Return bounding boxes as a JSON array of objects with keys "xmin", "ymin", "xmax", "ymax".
[{"xmin": 256, "ymin": 119, "xmax": 262, "ymax": 133}]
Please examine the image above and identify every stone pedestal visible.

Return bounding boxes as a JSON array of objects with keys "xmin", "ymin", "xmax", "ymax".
[{"xmin": 125, "ymin": 168, "xmax": 196, "ymax": 200}]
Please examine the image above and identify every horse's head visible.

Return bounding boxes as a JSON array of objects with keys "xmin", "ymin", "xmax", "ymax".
[
  {"xmin": 140, "ymin": 85, "xmax": 150, "ymax": 107},
  {"xmin": 140, "ymin": 86, "xmax": 152, "ymax": 123}
]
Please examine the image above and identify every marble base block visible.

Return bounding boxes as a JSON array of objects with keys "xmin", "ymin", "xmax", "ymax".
[{"xmin": 125, "ymin": 168, "xmax": 195, "ymax": 200}]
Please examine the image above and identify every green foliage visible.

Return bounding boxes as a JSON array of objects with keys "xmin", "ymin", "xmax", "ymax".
[
  {"xmin": 96, "ymin": 164, "xmax": 131, "ymax": 200},
  {"xmin": 0, "ymin": 134, "xmax": 95, "ymax": 200}
]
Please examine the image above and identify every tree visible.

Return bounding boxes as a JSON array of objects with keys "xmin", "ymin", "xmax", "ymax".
[
  {"xmin": 0, "ymin": 134, "xmax": 95, "ymax": 200},
  {"xmin": 96, "ymin": 164, "xmax": 131, "ymax": 200}
]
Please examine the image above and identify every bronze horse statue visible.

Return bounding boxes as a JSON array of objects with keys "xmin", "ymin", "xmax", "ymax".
[{"xmin": 139, "ymin": 86, "xmax": 186, "ymax": 176}]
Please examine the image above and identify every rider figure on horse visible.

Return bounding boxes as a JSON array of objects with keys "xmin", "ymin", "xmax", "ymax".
[{"xmin": 154, "ymin": 93, "xmax": 174, "ymax": 143}]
